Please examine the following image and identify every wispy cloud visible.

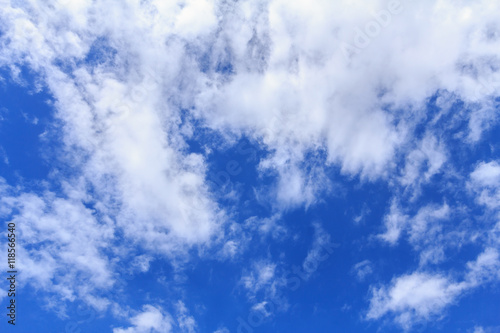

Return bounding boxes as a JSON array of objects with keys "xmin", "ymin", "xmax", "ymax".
[
  {"xmin": 0, "ymin": 0, "xmax": 499, "ymax": 331},
  {"xmin": 367, "ymin": 247, "xmax": 500, "ymax": 330}
]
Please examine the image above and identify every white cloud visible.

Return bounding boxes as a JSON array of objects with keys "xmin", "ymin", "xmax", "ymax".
[
  {"xmin": 176, "ymin": 301, "xmax": 197, "ymax": 333},
  {"xmin": 367, "ymin": 272, "xmax": 465, "ymax": 330},
  {"xmin": 469, "ymin": 161, "xmax": 500, "ymax": 208},
  {"xmin": 218, "ymin": 240, "xmax": 239, "ymax": 260},
  {"xmin": 130, "ymin": 255, "xmax": 153, "ymax": 274},
  {"xmin": 465, "ymin": 248, "xmax": 500, "ymax": 287},
  {"xmin": 194, "ymin": 0, "xmax": 500, "ymax": 189},
  {"xmin": 400, "ymin": 133, "xmax": 448, "ymax": 194},
  {"xmin": 258, "ymin": 156, "xmax": 332, "ymax": 210},
  {"xmin": 113, "ymin": 305, "xmax": 173, "ymax": 333},
  {"xmin": 384, "ymin": 200, "xmax": 474, "ymax": 268},
  {"xmin": 378, "ymin": 200, "xmax": 408, "ymax": 245},
  {"xmin": 174, "ymin": 0, "xmax": 217, "ymax": 38},
  {"xmin": 367, "ymin": 247, "xmax": 500, "ymax": 329},
  {"xmin": 0, "ymin": 0, "xmax": 227, "ymax": 312},
  {"xmin": 379, "ymin": 201, "xmax": 451, "ymax": 264},
  {"xmin": 239, "ymin": 258, "xmax": 289, "ymax": 311},
  {"xmin": 301, "ymin": 222, "xmax": 333, "ymax": 280},
  {"xmin": 471, "ymin": 326, "xmax": 500, "ymax": 333},
  {"xmin": 353, "ymin": 260, "xmax": 373, "ymax": 282},
  {"xmin": 244, "ymin": 214, "xmax": 287, "ymax": 240},
  {"xmin": 408, "ymin": 203, "xmax": 450, "ymax": 245},
  {"xmin": 214, "ymin": 214, "xmax": 287, "ymax": 261},
  {"xmin": 0, "ymin": 0, "xmax": 224, "ymax": 251},
  {"xmin": 0, "ymin": 146, "xmax": 9, "ymax": 165},
  {"xmin": 0, "ymin": 0, "xmax": 500, "ymax": 329},
  {"xmin": 0, "ymin": 187, "xmax": 115, "ymax": 309},
  {"xmin": 471, "ymin": 161, "xmax": 500, "ymax": 186},
  {"xmin": 371, "ymin": 159, "xmax": 500, "ymax": 329},
  {"xmin": 241, "ymin": 260, "xmax": 277, "ymax": 296},
  {"xmin": 353, "ymin": 204, "xmax": 371, "ymax": 224},
  {"xmin": 213, "ymin": 329, "xmax": 230, "ymax": 333},
  {"xmin": 251, "ymin": 301, "xmax": 273, "ymax": 318},
  {"xmin": 1, "ymin": 0, "xmax": 498, "ymax": 226}
]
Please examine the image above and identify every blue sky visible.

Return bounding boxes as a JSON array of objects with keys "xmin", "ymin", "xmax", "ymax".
[{"xmin": 1, "ymin": 0, "xmax": 500, "ymax": 332}]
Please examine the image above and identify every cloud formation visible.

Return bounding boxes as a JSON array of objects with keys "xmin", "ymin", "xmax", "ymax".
[{"xmin": 0, "ymin": 0, "xmax": 499, "ymax": 331}]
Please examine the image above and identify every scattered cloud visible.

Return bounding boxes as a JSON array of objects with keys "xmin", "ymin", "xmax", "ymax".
[
  {"xmin": 113, "ymin": 305, "xmax": 173, "ymax": 333},
  {"xmin": 0, "ymin": 0, "xmax": 499, "ymax": 331},
  {"xmin": 241, "ymin": 260, "xmax": 278, "ymax": 298},
  {"xmin": 353, "ymin": 260, "xmax": 373, "ymax": 282},
  {"xmin": 176, "ymin": 301, "xmax": 197, "ymax": 333},
  {"xmin": 367, "ymin": 272, "xmax": 465, "ymax": 330},
  {"xmin": 469, "ymin": 160, "xmax": 500, "ymax": 209},
  {"xmin": 301, "ymin": 222, "xmax": 333, "ymax": 280},
  {"xmin": 367, "ymin": 247, "xmax": 500, "ymax": 330}
]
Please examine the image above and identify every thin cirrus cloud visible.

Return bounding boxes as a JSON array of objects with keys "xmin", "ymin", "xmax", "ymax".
[{"xmin": 0, "ymin": 0, "xmax": 499, "ymax": 332}]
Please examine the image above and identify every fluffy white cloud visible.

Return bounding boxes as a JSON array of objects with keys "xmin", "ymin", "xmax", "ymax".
[
  {"xmin": 1, "ymin": 0, "xmax": 224, "ymax": 249},
  {"xmin": 195, "ymin": 0, "xmax": 500, "ymax": 188},
  {"xmin": 0, "ymin": 0, "xmax": 500, "ymax": 329},
  {"xmin": 471, "ymin": 161, "xmax": 500, "ymax": 186},
  {"xmin": 367, "ymin": 247, "xmax": 500, "ymax": 330},
  {"xmin": 1, "ymin": 0, "xmax": 498, "ymax": 239},
  {"xmin": 0, "ymin": 183, "xmax": 115, "ymax": 310},
  {"xmin": 372, "ymin": 158, "xmax": 500, "ymax": 329},
  {"xmin": 112, "ymin": 302, "xmax": 199, "ymax": 333},
  {"xmin": 114, "ymin": 305, "xmax": 173, "ymax": 333},
  {"xmin": 469, "ymin": 161, "xmax": 500, "ymax": 209},
  {"xmin": 367, "ymin": 272, "xmax": 465, "ymax": 329},
  {"xmin": 0, "ymin": 0, "xmax": 226, "ymax": 310}
]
